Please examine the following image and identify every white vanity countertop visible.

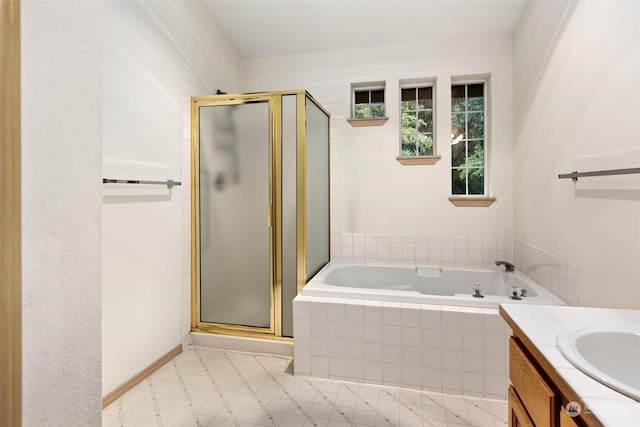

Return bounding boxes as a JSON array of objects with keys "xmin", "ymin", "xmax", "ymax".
[{"xmin": 500, "ymin": 303, "xmax": 640, "ymax": 427}]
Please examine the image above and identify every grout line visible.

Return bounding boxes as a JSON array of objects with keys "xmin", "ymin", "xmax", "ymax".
[
  {"xmin": 117, "ymin": 399, "xmax": 125, "ymax": 427},
  {"xmin": 380, "ymin": 388, "xmax": 438, "ymax": 427},
  {"xmin": 306, "ymin": 379, "xmax": 359, "ymax": 426},
  {"xmin": 172, "ymin": 359, "xmax": 203, "ymax": 426},
  {"xmin": 252, "ymin": 354, "xmax": 318, "ymax": 426},
  {"xmin": 222, "ymin": 352, "xmax": 279, "ymax": 426},
  {"xmin": 147, "ymin": 376, "xmax": 164, "ymax": 427},
  {"xmin": 194, "ymin": 347, "xmax": 241, "ymax": 426},
  {"xmin": 341, "ymin": 382, "xmax": 396, "ymax": 427}
]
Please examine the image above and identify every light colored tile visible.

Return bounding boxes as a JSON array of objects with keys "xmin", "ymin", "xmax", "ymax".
[
  {"xmin": 327, "ymin": 301, "xmax": 346, "ymax": 322},
  {"xmin": 327, "ymin": 339, "xmax": 346, "ymax": 358},
  {"xmin": 422, "ymin": 348, "xmax": 442, "ymax": 369},
  {"xmin": 345, "ymin": 359, "xmax": 365, "ymax": 382},
  {"xmin": 402, "ymin": 346, "xmax": 422, "ymax": 367},
  {"xmin": 442, "ymin": 331, "xmax": 462, "ymax": 351},
  {"xmin": 402, "ymin": 326, "xmax": 422, "ymax": 347},
  {"xmin": 422, "ymin": 307, "xmax": 442, "ymax": 329},
  {"xmin": 382, "ymin": 303, "xmax": 402, "ymax": 326},
  {"xmin": 345, "ymin": 340, "xmax": 364, "ymax": 360},
  {"xmin": 442, "ymin": 309, "xmax": 462, "ymax": 331},
  {"xmin": 364, "ymin": 361, "xmax": 384, "ymax": 383},
  {"xmin": 462, "ymin": 332, "xmax": 483, "ymax": 353},
  {"xmin": 309, "ymin": 300, "xmax": 328, "ymax": 321},
  {"xmin": 363, "ymin": 342, "xmax": 383, "ymax": 362},
  {"xmin": 422, "ymin": 368, "xmax": 443, "ymax": 392},
  {"xmin": 442, "ymin": 351, "xmax": 462, "ymax": 371},
  {"xmin": 383, "ymin": 325, "xmax": 402, "ymax": 345},
  {"xmin": 363, "ymin": 302, "xmax": 383, "ymax": 324},
  {"xmin": 103, "ymin": 346, "xmax": 510, "ymax": 427},
  {"xmin": 363, "ymin": 324, "xmax": 382, "ymax": 343}
]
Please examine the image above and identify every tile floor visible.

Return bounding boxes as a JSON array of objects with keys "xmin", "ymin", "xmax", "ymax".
[{"xmin": 102, "ymin": 347, "xmax": 508, "ymax": 427}]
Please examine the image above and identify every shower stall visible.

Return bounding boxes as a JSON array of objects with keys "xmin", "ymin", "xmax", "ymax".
[{"xmin": 191, "ymin": 90, "xmax": 330, "ymax": 339}]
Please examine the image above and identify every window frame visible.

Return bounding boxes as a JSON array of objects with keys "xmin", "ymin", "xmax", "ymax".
[
  {"xmin": 396, "ymin": 79, "xmax": 440, "ymax": 165},
  {"xmin": 347, "ymin": 82, "xmax": 388, "ymax": 127},
  {"xmin": 450, "ymin": 78, "xmax": 489, "ymax": 198}
]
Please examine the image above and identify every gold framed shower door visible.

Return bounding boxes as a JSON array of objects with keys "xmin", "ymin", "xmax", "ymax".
[{"xmin": 191, "ymin": 90, "xmax": 329, "ymax": 340}]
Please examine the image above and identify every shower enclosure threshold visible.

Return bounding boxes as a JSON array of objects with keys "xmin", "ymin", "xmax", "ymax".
[{"xmin": 189, "ymin": 332, "xmax": 294, "ymax": 357}]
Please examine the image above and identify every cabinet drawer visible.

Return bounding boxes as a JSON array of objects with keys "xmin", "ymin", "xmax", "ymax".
[{"xmin": 509, "ymin": 337, "xmax": 557, "ymax": 427}]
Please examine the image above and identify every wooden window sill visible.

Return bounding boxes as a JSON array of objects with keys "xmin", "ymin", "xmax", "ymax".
[
  {"xmin": 347, "ymin": 117, "xmax": 389, "ymax": 127},
  {"xmin": 448, "ymin": 196, "xmax": 496, "ymax": 207},
  {"xmin": 396, "ymin": 156, "xmax": 441, "ymax": 165}
]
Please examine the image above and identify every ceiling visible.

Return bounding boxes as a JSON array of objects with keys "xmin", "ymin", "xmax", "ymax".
[{"xmin": 201, "ymin": 0, "xmax": 528, "ymax": 59}]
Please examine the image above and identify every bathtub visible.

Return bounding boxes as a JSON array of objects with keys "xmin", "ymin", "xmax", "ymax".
[
  {"xmin": 301, "ymin": 262, "xmax": 565, "ymax": 309},
  {"xmin": 293, "ymin": 262, "xmax": 566, "ymax": 399}
]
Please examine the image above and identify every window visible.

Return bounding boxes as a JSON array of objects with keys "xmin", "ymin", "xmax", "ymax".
[
  {"xmin": 348, "ymin": 82, "xmax": 388, "ymax": 127},
  {"xmin": 451, "ymin": 82, "xmax": 485, "ymax": 195},
  {"xmin": 353, "ymin": 87, "xmax": 385, "ymax": 118},
  {"xmin": 400, "ymin": 86, "xmax": 434, "ymax": 157}
]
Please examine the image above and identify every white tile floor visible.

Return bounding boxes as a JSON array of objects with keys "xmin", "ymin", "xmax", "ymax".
[{"xmin": 102, "ymin": 347, "xmax": 508, "ymax": 427}]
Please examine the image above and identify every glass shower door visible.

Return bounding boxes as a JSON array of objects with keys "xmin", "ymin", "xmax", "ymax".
[{"xmin": 198, "ymin": 101, "xmax": 272, "ymax": 329}]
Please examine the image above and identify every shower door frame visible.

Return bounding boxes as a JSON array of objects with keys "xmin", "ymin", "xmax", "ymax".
[
  {"xmin": 192, "ymin": 90, "xmax": 330, "ymax": 339},
  {"xmin": 192, "ymin": 93, "xmax": 282, "ymax": 338}
]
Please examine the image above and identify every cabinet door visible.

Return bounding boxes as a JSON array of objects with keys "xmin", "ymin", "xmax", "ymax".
[
  {"xmin": 510, "ymin": 338, "xmax": 557, "ymax": 426},
  {"xmin": 560, "ymin": 408, "xmax": 581, "ymax": 427},
  {"xmin": 509, "ymin": 386, "xmax": 535, "ymax": 427}
]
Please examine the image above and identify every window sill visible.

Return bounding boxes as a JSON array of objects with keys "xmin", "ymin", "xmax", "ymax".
[
  {"xmin": 448, "ymin": 196, "xmax": 496, "ymax": 207},
  {"xmin": 396, "ymin": 156, "xmax": 441, "ymax": 166},
  {"xmin": 347, "ymin": 117, "xmax": 389, "ymax": 127}
]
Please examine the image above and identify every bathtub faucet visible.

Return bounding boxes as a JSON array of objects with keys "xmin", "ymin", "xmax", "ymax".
[{"xmin": 495, "ymin": 260, "xmax": 515, "ymax": 272}]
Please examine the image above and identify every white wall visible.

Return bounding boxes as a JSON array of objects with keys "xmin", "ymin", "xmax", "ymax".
[
  {"xmin": 242, "ymin": 36, "xmax": 515, "ymax": 267},
  {"xmin": 101, "ymin": 0, "xmax": 240, "ymax": 396},
  {"xmin": 513, "ymin": 0, "xmax": 640, "ymax": 308},
  {"xmin": 21, "ymin": 1, "xmax": 103, "ymax": 425}
]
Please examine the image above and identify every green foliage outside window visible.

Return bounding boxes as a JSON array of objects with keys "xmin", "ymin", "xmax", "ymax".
[
  {"xmin": 354, "ymin": 103, "xmax": 385, "ymax": 118},
  {"xmin": 400, "ymin": 87, "xmax": 433, "ymax": 156},
  {"xmin": 451, "ymin": 83, "xmax": 485, "ymax": 195},
  {"xmin": 354, "ymin": 89, "xmax": 385, "ymax": 118}
]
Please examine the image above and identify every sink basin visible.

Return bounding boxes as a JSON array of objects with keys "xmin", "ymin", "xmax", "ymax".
[{"xmin": 557, "ymin": 324, "xmax": 640, "ymax": 401}]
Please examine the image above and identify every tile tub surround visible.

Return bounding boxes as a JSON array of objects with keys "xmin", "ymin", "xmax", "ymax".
[
  {"xmin": 330, "ymin": 234, "xmax": 579, "ymax": 307},
  {"xmin": 332, "ymin": 234, "xmax": 514, "ymax": 271},
  {"xmin": 293, "ymin": 296, "xmax": 511, "ymax": 400},
  {"xmin": 514, "ymin": 240, "xmax": 579, "ymax": 306}
]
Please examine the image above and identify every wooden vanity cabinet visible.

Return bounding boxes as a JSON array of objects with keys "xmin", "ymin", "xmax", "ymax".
[
  {"xmin": 509, "ymin": 337, "xmax": 558, "ymax": 426},
  {"xmin": 503, "ymin": 326, "xmax": 602, "ymax": 427},
  {"xmin": 509, "ymin": 385, "xmax": 535, "ymax": 427},
  {"xmin": 559, "ymin": 409, "xmax": 580, "ymax": 427}
]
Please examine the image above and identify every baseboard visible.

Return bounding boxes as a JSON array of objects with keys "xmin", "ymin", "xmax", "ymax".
[{"xmin": 102, "ymin": 344, "xmax": 183, "ymax": 408}]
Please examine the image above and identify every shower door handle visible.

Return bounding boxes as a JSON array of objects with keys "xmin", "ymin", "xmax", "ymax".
[{"xmin": 267, "ymin": 204, "xmax": 271, "ymax": 227}]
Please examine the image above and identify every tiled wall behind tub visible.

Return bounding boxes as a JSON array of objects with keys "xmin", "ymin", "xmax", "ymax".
[
  {"xmin": 331, "ymin": 233, "xmax": 513, "ymax": 270},
  {"xmin": 293, "ymin": 296, "xmax": 511, "ymax": 400},
  {"xmin": 514, "ymin": 240, "xmax": 579, "ymax": 306}
]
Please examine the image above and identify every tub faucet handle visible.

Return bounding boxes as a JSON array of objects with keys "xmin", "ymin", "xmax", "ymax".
[
  {"xmin": 495, "ymin": 260, "xmax": 515, "ymax": 272},
  {"xmin": 472, "ymin": 283, "xmax": 484, "ymax": 298},
  {"xmin": 509, "ymin": 286, "xmax": 522, "ymax": 300}
]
